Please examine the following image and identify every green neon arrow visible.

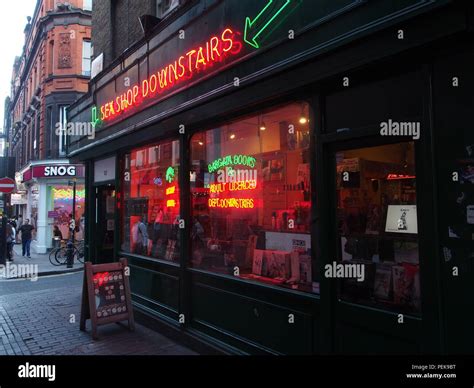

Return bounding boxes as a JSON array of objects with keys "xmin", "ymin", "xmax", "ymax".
[
  {"xmin": 91, "ymin": 106, "xmax": 101, "ymax": 129},
  {"xmin": 244, "ymin": 0, "xmax": 292, "ymax": 49}
]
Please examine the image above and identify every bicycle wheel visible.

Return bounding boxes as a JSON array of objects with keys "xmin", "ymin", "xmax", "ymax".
[
  {"xmin": 49, "ymin": 249, "xmax": 62, "ymax": 266},
  {"xmin": 54, "ymin": 247, "xmax": 68, "ymax": 265},
  {"xmin": 56, "ymin": 246, "xmax": 79, "ymax": 265}
]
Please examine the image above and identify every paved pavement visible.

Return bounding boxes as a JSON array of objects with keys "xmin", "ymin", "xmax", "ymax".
[
  {"xmin": 0, "ymin": 272, "xmax": 198, "ymax": 355},
  {"xmin": 0, "ymin": 244, "xmax": 83, "ymax": 280}
]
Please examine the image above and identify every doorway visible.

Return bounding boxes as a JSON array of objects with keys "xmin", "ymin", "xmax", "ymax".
[
  {"xmin": 94, "ymin": 185, "xmax": 116, "ymax": 263},
  {"xmin": 327, "ymin": 141, "xmax": 426, "ymax": 353}
]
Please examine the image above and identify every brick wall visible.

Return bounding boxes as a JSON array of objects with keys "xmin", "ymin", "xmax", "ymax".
[{"xmin": 92, "ymin": 0, "xmax": 155, "ymax": 68}]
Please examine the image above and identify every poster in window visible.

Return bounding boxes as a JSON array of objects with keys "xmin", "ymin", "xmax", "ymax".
[
  {"xmin": 262, "ymin": 157, "xmax": 284, "ymax": 181},
  {"xmin": 459, "ymin": 159, "xmax": 474, "ymax": 184},
  {"xmin": 296, "ymin": 163, "xmax": 310, "ymax": 191},
  {"xmin": 374, "ymin": 263, "xmax": 393, "ymax": 300},
  {"xmin": 385, "ymin": 205, "xmax": 418, "ymax": 234}
]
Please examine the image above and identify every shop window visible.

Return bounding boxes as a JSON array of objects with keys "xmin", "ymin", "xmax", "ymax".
[
  {"xmin": 190, "ymin": 102, "xmax": 316, "ymax": 293},
  {"xmin": 51, "ymin": 185, "xmax": 86, "ymax": 241},
  {"xmin": 335, "ymin": 142, "xmax": 421, "ymax": 315},
  {"xmin": 121, "ymin": 139, "xmax": 181, "ymax": 261}
]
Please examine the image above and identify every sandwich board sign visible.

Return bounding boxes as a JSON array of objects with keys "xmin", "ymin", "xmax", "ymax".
[{"xmin": 80, "ymin": 258, "xmax": 135, "ymax": 340}]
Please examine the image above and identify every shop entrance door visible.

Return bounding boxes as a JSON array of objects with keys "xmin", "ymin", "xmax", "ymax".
[
  {"xmin": 94, "ymin": 185, "xmax": 116, "ymax": 264},
  {"xmin": 325, "ymin": 140, "xmax": 440, "ymax": 354}
]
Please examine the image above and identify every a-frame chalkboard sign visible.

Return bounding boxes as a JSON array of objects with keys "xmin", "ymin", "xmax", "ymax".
[{"xmin": 80, "ymin": 258, "xmax": 135, "ymax": 340}]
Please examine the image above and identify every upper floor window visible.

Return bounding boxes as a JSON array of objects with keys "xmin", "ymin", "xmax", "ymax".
[
  {"xmin": 83, "ymin": 0, "xmax": 92, "ymax": 11},
  {"xmin": 58, "ymin": 105, "xmax": 68, "ymax": 157},
  {"xmin": 82, "ymin": 40, "xmax": 92, "ymax": 77},
  {"xmin": 156, "ymin": 0, "xmax": 180, "ymax": 18}
]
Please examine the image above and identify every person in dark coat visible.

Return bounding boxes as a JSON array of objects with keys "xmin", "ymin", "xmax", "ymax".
[{"xmin": 19, "ymin": 219, "xmax": 35, "ymax": 258}]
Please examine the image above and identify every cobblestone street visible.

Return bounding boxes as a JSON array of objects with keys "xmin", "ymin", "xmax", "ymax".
[{"xmin": 0, "ymin": 272, "xmax": 197, "ymax": 355}]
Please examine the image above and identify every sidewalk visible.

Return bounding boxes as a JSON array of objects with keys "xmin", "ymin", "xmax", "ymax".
[
  {"xmin": 0, "ymin": 244, "xmax": 83, "ymax": 280},
  {"xmin": 0, "ymin": 272, "xmax": 198, "ymax": 355}
]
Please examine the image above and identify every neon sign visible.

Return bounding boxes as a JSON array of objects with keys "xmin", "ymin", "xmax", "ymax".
[
  {"xmin": 208, "ymin": 198, "xmax": 254, "ymax": 209},
  {"xmin": 98, "ymin": 28, "xmax": 242, "ymax": 122},
  {"xmin": 209, "ymin": 180, "xmax": 257, "ymax": 193},
  {"xmin": 208, "ymin": 154, "xmax": 256, "ymax": 173},
  {"xmin": 386, "ymin": 174, "xmax": 416, "ymax": 180},
  {"xmin": 166, "ymin": 186, "xmax": 176, "ymax": 195},
  {"xmin": 244, "ymin": 0, "xmax": 293, "ymax": 49},
  {"xmin": 167, "ymin": 199, "xmax": 176, "ymax": 208},
  {"xmin": 166, "ymin": 167, "xmax": 175, "ymax": 183}
]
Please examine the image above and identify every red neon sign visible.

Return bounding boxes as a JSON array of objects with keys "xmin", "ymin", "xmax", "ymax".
[
  {"xmin": 386, "ymin": 174, "xmax": 416, "ymax": 180},
  {"xmin": 208, "ymin": 198, "xmax": 255, "ymax": 209},
  {"xmin": 100, "ymin": 28, "xmax": 242, "ymax": 121},
  {"xmin": 209, "ymin": 180, "xmax": 257, "ymax": 193}
]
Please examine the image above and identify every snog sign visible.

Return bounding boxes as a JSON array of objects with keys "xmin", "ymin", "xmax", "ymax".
[
  {"xmin": 30, "ymin": 165, "xmax": 85, "ymax": 179},
  {"xmin": 44, "ymin": 165, "xmax": 76, "ymax": 177}
]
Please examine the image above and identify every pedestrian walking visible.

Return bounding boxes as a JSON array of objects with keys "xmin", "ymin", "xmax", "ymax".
[
  {"xmin": 19, "ymin": 219, "xmax": 35, "ymax": 258},
  {"xmin": 6, "ymin": 222, "xmax": 15, "ymax": 261},
  {"xmin": 68, "ymin": 213, "xmax": 76, "ymax": 240}
]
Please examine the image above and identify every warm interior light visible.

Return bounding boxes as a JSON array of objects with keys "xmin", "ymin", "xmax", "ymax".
[
  {"xmin": 230, "ymin": 134, "xmax": 236, "ymax": 140},
  {"xmin": 299, "ymin": 103, "xmax": 308, "ymax": 124},
  {"xmin": 259, "ymin": 123, "xmax": 266, "ymax": 131},
  {"xmin": 198, "ymin": 141, "xmax": 204, "ymax": 146}
]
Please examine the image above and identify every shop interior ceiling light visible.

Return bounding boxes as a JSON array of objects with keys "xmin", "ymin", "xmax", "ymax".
[{"xmin": 299, "ymin": 103, "xmax": 308, "ymax": 124}]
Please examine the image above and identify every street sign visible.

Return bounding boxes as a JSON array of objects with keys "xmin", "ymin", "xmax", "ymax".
[{"xmin": 0, "ymin": 177, "xmax": 15, "ymax": 194}]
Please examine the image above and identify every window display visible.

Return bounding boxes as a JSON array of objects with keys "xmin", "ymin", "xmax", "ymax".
[
  {"xmin": 190, "ymin": 102, "xmax": 316, "ymax": 293},
  {"xmin": 121, "ymin": 140, "xmax": 180, "ymax": 261},
  {"xmin": 51, "ymin": 185, "xmax": 86, "ymax": 240},
  {"xmin": 336, "ymin": 142, "xmax": 421, "ymax": 315}
]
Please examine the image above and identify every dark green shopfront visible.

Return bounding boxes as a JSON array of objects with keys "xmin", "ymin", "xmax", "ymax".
[{"xmin": 68, "ymin": 0, "xmax": 474, "ymax": 355}]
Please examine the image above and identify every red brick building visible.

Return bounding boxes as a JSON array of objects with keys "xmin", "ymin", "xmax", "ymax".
[{"xmin": 7, "ymin": 0, "xmax": 92, "ymax": 253}]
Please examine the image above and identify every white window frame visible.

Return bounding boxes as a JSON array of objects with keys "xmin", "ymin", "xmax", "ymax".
[
  {"xmin": 82, "ymin": 40, "xmax": 92, "ymax": 77},
  {"xmin": 58, "ymin": 105, "xmax": 68, "ymax": 156}
]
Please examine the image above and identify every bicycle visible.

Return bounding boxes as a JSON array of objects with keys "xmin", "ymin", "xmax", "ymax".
[
  {"xmin": 49, "ymin": 239, "xmax": 85, "ymax": 266},
  {"xmin": 49, "ymin": 238, "xmax": 63, "ymax": 266}
]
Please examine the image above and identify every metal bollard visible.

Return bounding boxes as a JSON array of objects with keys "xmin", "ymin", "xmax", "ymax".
[{"xmin": 66, "ymin": 240, "xmax": 74, "ymax": 268}]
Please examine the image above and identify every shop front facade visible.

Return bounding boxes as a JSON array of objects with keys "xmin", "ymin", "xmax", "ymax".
[
  {"xmin": 68, "ymin": 0, "xmax": 474, "ymax": 354},
  {"xmin": 20, "ymin": 162, "xmax": 85, "ymax": 253}
]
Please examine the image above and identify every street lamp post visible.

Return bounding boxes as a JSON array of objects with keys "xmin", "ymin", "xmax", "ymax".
[
  {"xmin": 69, "ymin": 179, "xmax": 77, "ymax": 243},
  {"xmin": 66, "ymin": 179, "xmax": 77, "ymax": 269}
]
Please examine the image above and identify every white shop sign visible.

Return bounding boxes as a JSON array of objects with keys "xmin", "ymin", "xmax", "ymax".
[{"xmin": 94, "ymin": 157, "xmax": 116, "ymax": 183}]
